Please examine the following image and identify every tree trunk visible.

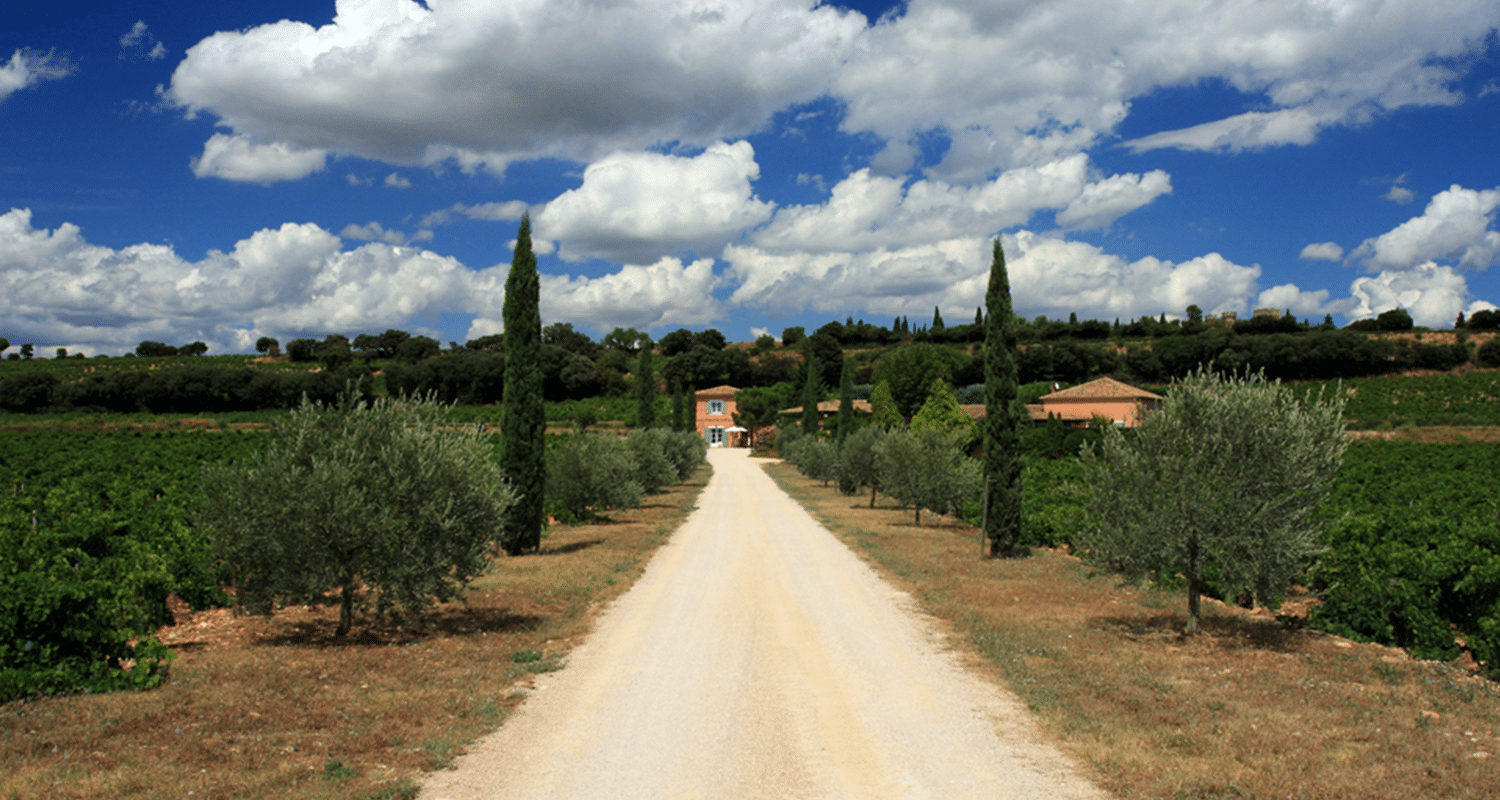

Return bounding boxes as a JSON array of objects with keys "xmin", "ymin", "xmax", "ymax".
[
  {"xmin": 1185, "ymin": 536, "xmax": 1202, "ymax": 635},
  {"xmin": 870, "ymin": 487, "xmax": 878, "ymax": 508},
  {"xmin": 337, "ymin": 575, "xmax": 356, "ymax": 637}
]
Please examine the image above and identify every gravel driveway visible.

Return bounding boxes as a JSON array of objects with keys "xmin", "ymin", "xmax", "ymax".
[{"xmin": 422, "ymin": 448, "xmax": 1110, "ymax": 799}]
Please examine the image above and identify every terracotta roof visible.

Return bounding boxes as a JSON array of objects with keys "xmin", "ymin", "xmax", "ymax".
[
  {"xmin": 1040, "ymin": 376, "xmax": 1161, "ymax": 402},
  {"xmin": 782, "ymin": 399, "xmax": 873, "ymax": 414},
  {"xmin": 969, "ymin": 405, "xmax": 1096, "ymax": 422},
  {"xmin": 694, "ymin": 384, "xmax": 741, "ymax": 397}
]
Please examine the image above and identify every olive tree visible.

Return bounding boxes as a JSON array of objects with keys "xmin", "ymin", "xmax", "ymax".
[
  {"xmin": 875, "ymin": 427, "xmax": 980, "ymax": 525},
  {"xmin": 198, "ymin": 390, "xmax": 516, "ymax": 636},
  {"xmin": 1079, "ymin": 369, "xmax": 1347, "ymax": 634}
]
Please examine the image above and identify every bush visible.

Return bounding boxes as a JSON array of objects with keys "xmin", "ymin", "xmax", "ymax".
[
  {"xmin": 546, "ymin": 433, "xmax": 643, "ymax": 523},
  {"xmin": 1, "ymin": 485, "xmax": 177, "ymax": 700},
  {"xmin": 199, "ymin": 389, "xmax": 516, "ymax": 636},
  {"xmin": 1477, "ymin": 337, "xmax": 1500, "ymax": 368},
  {"xmin": 874, "ymin": 427, "xmax": 980, "ymax": 525},
  {"xmin": 627, "ymin": 429, "xmax": 679, "ymax": 495},
  {"xmin": 783, "ymin": 435, "xmax": 838, "ymax": 486}
]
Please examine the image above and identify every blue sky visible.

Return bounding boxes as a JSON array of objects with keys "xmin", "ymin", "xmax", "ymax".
[{"xmin": 4, "ymin": 0, "xmax": 1500, "ymax": 355}]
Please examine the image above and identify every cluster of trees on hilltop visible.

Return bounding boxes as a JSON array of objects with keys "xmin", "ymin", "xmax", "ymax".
[{"xmin": 4, "ymin": 301, "xmax": 1497, "ymax": 416}]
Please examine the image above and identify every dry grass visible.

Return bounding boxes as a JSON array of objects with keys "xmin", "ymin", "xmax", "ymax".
[
  {"xmin": 763, "ymin": 460, "xmax": 1500, "ymax": 800},
  {"xmin": 0, "ymin": 466, "xmax": 710, "ymax": 800}
]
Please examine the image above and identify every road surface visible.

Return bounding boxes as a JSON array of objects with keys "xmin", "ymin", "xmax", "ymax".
[{"xmin": 421, "ymin": 448, "xmax": 1109, "ymax": 800}]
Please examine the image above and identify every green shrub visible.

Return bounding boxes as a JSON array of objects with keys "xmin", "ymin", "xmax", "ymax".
[
  {"xmin": 0, "ymin": 486, "xmax": 177, "ymax": 700},
  {"xmin": 546, "ymin": 433, "xmax": 643, "ymax": 523}
]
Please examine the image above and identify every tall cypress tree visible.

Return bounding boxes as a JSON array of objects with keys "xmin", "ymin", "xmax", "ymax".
[
  {"xmin": 635, "ymin": 342, "xmax": 657, "ymax": 427},
  {"xmin": 983, "ymin": 237, "xmax": 1025, "ymax": 557},
  {"xmin": 932, "ymin": 306, "xmax": 945, "ymax": 331},
  {"xmin": 671, "ymin": 380, "xmax": 687, "ymax": 432},
  {"xmin": 836, "ymin": 357, "xmax": 854, "ymax": 446},
  {"xmin": 800, "ymin": 355, "xmax": 821, "ymax": 435},
  {"xmin": 500, "ymin": 213, "xmax": 544, "ymax": 555}
]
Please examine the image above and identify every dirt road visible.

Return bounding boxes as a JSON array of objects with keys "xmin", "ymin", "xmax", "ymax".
[{"xmin": 421, "ymin": 449, "xmax": 1109, "ymax": 800}]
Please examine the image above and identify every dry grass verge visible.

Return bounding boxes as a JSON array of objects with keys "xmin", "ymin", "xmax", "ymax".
[
  {"xmin": 763, "ymin": 460, "xmax": 1500, "ymax": 800},
  {"xmin": 0, "ymin": 466, "xmax": 710, "ymax": 800}
]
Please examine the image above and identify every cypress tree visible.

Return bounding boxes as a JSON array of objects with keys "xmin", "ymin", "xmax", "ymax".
[
  {"xmin": 500, "ymin": 214, "xmax": 544, "ymax": 555},
  {"xmin": 974, "ymin": 307, "xmax": 983, "ymax": 327},
  {"xmin": 671, "ymin": 380, "xmax": 687, "ymax": 432},
  {"xmin": 636, "ymin": 342, "xmax": 657, "ymax": 427},
  {"xmin": 983, "ymin": 237, "xmax": 1025, "ymax": 557},
  {"xmin": 837, "ymin": 357, "xmax": 854, "ymax": 446},
  {"xmin": 800, "ymin": 355, "xmax": 821, "ymax": 435},
  {"xmin": 932, "ymin": 306, "xmax": 945, "ymax": 331}
]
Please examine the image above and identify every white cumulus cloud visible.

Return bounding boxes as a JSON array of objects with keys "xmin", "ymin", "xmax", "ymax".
[
  {"xmin": 725, "ymin": 230, "xmax": 1262, "ymax": 323},
  {"xmin": 191, "ymin": 133, "xmax": 327, "ymax": 183},
  {"xmin": 1347, "ymin": 262, "xmax": 1472, "ymax": 328},
  {"xmin": 536, "ymin": 141, "xmax": 775, "ymax": 264},
  {"xmin": 1300, "ymin": 242, "xmax": 1344, "ymax": 261},
  {"xmin": 1351, "ymin": 184, "xmax": 1500, "ymax": 271},
  {"xmin": 166, "ymin": 0, "xmax": 864, "ymax": 175}
]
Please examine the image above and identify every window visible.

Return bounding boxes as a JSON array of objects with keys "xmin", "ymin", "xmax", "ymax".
[{"xmin": 706, "ymin": 399, "xmax": 726, "ymax": 415}]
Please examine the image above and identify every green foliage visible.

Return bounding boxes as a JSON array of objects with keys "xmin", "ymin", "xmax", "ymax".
[
  {"xmin": 783, "ymin": 435, "xmax": 839, "ymax": 486},
  {"xmin": 1081, "ymin": 369, "xmax": 1347, "ymax": 634},
  {"xmin": 1291, "ymin": 371, "xmax": 1500, "ymax": 427},
  {"xmin": 869, "ymin": 380, "xmax": 902, "ymax": 428},
  {"xmin": 1477, "ymin": 337, "xmax": 1500, "ymax": 368},
  {"xmin": 800, "ymin": 354, "xmax": 822, "ymax": 435},
  {"xmin": 501, "ymin": 214, "xmax": 546, "ymax": 555},
  {"xmin": 546, "ymin": 434, "xmax": 644, "ymax": 524},
  {"xmin": 200, "ymin": 390, "xmax": 517, "ymax": 636},
  {"xmin": 547, "ymin": 429, "xmax": 704, "ymax": 523},
  {"xmin": 634, "ymin": 345, "xmax": 657, "ymax": 427},
  {"xmin": 626, "ymin": 428, "xmax": 679, "ymax": 495},
  {"xmin": 875, "ymin": 427, "xmax": 980, "ymax": 525},
  {"xmin": 871, "ymin": 342, "xmax": 967, "ymax": 418},
  {"xmin": 1306, "ymin": 442, "xmax": 1500, "ymax": 672},
  {"xmin": 910, "ymin": 378, "xmax": 975, "ymax": 441},
  {"xmin": 837, "ymin": 358, "xmax": 855, "ymax": 447},
  {"xmin": 839, "ymin": 425, "xmax": 887, "ymax": 505},
  {"xmin": 0, "ymin": 486, "xmax": 178, "ymax": 700},
  {"xmin": 984, "ymin": 237, "xmax": 1025, "ymax": 556}
]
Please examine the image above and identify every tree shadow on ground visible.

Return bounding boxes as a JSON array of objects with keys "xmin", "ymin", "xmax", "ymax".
[
  {"xmin": 1092, "ymin": 610, "xmax": 1306, "ymax": 653},
  {"xmin": 539, "ymin": 538, "xmax": 606, "ymax": 555},
  {"xmin": 256, "ymin": 607, "xmax": 545, "ymax": 647}
]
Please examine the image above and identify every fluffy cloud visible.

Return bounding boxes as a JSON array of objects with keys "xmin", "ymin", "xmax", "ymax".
[
  {"xmin": 161, "ymin": 0, "xmax": 1498, "ymax": 184},
  {"xmin": 1347, "ymin": 262, "xmax": 1472, "ymax": 328},
  {"xmin": 539, "ymin": 258, "xmax": 724, "ymax": 331},
  {"xmin": 841, "ymin": 0, "xmax": 1495, "ymax": 173},
  {"xmin": 1256, "ymin": 284, "xmax": 1354, "ymax": 319},
  {"xmin": 751, "ymin": 155, "xmax": 1167, "ymax": 253},
  {"xmin": 725, "ymin": 230, "xmax": 1262, "ymax": 322},
  {"xmin": 0, "ymin": 208, "xmax": 737, "ymax": 353},
  {"xmin": 1351, "ymin": 185, "xmax": 1500, "ymax": 271},
  {"xmin": 190, "ymin": 133, "xmax": 327, "ymax": 183},
  {"xmin": 0, "ymin": 48, "xmax": 74, "ymax": 103},
  {"xmin": 383, "ymin": 173, "xmax": 411, "ymax": 188},
  {"xmin": 536, "ymin": 142, "xmax": 775, "ymax": 264},
  {"xmin": 1300, "ymin": 242, "xmax": 1344, "ymax": 261},
  {"xmin": 1055, "ymin": 170, "xmax": 1173, "ymax": 229},
  {"xmin": 166, "ymin": 0, "xmax": 864, "ymax": 174}
]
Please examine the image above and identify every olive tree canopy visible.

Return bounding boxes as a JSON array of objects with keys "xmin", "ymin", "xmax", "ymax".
[
  {"xmin": 1080, "ymin": 369, "xmax": 1347, "ymax": 634},
  {"xmin": 199, "ymin": 390, "xmax": 517, "ymax": 636}
]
